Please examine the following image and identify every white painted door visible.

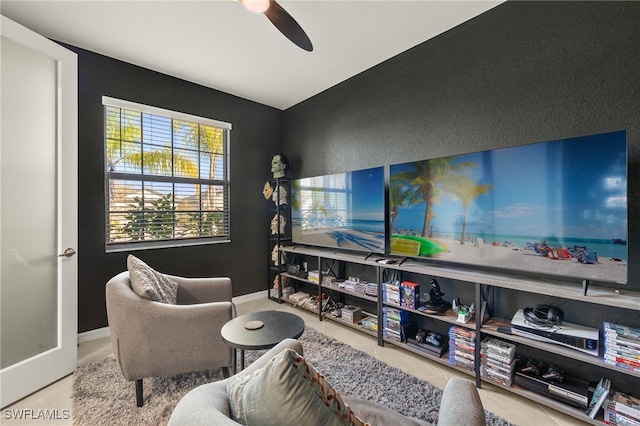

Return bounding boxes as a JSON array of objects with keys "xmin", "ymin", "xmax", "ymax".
[{"xmin": 0, "ymin": 15, "xmax": 78, "ymax": 408}]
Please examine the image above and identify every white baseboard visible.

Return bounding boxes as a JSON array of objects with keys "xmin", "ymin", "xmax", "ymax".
[
  {"xmin": 77, "ymin": 290, "xmax": 268, "ymax": 344},
  {"xmin": 78, "ymin": 326, "xmax": 110, "ymax": 344},
  {"xmin": 232, "ymin": 290, "xmax": 268, "ymax": 305}
]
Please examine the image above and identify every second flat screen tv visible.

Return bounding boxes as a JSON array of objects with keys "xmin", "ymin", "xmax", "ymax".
[
  {"xmin": 389, "ymin": 130, "xmax": 628, "ymax": 284},
  {"xmin": 291, "ymin": 166, "xmax": 385, "ymax": 254}
]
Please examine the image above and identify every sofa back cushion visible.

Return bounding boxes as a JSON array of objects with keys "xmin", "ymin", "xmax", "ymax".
[{"xmin": 228, "ymin": 348, "xmax": 368, "ymax": 426}]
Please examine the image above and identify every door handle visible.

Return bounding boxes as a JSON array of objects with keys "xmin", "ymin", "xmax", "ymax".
[{"xmin": 58, "ymin": 248, "xmax": 76, "ymax": 258}]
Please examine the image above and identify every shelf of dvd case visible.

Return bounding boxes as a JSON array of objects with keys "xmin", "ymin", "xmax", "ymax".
[
  {"xmin": 273, "ymin": 245, "xmax": 640, "ymax": 425},
  {"xmin": 485, "ymin": 380, "xmax": 603, "ymax": 426},
  {"xmin": 381, "ymin": 302, "xmax": 478, "ymax": 329},
  {"xmin": 277, "ymin": 293, "xmax": 319, "ymax": 313},
  {"xmin": 383, "ymin": 336, "xmax": 477, "ymax": 377},
  {"xmin": 277, "ymin": 293, "xmax": 377, "ymax": 338},
  {"xmin": 321, "ymin": 283, "xmax": 378, "ymax": 303},
  {"xmin": 481, "ymin": 317, "xmax": 640, "ymax": 380},
  {"xmin": 277, "ymin": 271, "xmax": 379, "ymax": 325},
  {"xmin": 280, "ymin": 273, "xmax": 379, "ymax": 303},
  {"xmin": 322, "ymin": 313, "xmax": 378, "ymax": 338}
]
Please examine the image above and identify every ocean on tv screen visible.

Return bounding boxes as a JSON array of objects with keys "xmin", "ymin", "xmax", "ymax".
[
  {"xmin": 291, "ymin": 166, "xmax": 386, "ymax": 254},
  {"xmin": 389, "ymin": 130, "xmax": 628, "ymax": 284}
]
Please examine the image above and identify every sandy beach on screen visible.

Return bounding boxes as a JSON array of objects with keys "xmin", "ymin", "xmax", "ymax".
[
  {"xmin": 292, "ymin": 227, "xmax": 386, "ymax": 253},
  {"xmin": 292, "ymin": 227, "xmax": 627, "ymax": 284},
  {"xmin": 430, "ymin": 237, "xmax": 627, "ymax": 284}
]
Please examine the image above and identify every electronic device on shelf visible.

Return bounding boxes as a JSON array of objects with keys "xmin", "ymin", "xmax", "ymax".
[
  {"xmin": 274, "ymin": 243, "xmax": 639, "ymax": 426},
  {"xmin": 452, "ymin": 297, "xmax": 475, "ymax": 323},
  {"xmin": 523, "ymin": 304, "xmax": 564, "ymax": 326},
  {"xmin": 422, "ymin": 279, "xmax": 451, "ymax": 315},
  {"xmin": 403, "ymin": 323, "xmax": 448, "ymax": 357},
  {"xmin": 341, "ymin": 305, "xmax": 362, "ymax": 323},
  {"xmin": 515, "ymin": 356, "xmax": 589, "ymax": 409},
  {"xmin": 511, "ymin": 309, "xmax": 598, "ymax": 356},
  {"xmin": 287, "ymin": 264, "xmax": 299, "ymax": 275},
  {"xmin": 426, "ymin": 331, "xmax": 443, "ymax": 347}
]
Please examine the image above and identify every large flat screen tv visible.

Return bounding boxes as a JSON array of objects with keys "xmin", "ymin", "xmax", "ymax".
[
  {"xmin": 291, "ymin": 166, "xmax": 385, "ymax": 254},
  {"xmin": 389, "ymin": 131, "xmax": 628, "ymax": 284}
]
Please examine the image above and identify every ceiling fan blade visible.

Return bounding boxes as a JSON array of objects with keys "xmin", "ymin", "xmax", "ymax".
[{"xmin": 263, "ymin": 0, "xmax": 313, "ymax": 52}]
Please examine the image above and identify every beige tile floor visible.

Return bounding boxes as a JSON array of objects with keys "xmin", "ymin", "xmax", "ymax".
[{"xmin": 3, "ymin": 296, "xmax": 589, "ymax": 425}]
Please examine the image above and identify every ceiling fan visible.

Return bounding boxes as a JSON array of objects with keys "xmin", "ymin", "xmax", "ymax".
[{"xmin": 240, "ymin": 0, "xmax": 313, "ymax": 52}]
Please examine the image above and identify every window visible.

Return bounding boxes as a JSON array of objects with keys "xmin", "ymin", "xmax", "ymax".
[{"xmin": 103, "ymin": 96, "xmax": 231, "ymax": 251}]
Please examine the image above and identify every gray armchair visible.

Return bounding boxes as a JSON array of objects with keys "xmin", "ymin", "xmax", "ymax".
[{"xmin": 105, "ymin": 271, "xmax": 235, "ymax": 407}]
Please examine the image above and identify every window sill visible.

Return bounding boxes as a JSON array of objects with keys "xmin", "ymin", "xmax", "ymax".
[{"xmin": 106, "ymin": 238, "xmax": 231, "ymax": 253}]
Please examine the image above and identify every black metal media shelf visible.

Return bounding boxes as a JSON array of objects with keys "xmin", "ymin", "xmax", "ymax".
[{"xmin": 268, "ymin": 244, "xmax": 640, "ymax": 425}]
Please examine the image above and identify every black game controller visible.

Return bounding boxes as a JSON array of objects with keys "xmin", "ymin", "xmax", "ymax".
[
  {"xmin": 428, "ymin": 279, "xmax": 446, "ymax": 302},
  {"xmin": 423, "ymin": 279, "xmax": 451, "ymax": 315}
]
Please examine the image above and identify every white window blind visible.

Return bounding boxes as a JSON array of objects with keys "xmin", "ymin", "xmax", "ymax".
[{"xmin": 103, "ymin": 96, "xmax": 231, "ymax": 251}]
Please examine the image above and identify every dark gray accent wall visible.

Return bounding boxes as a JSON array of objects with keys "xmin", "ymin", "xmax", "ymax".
[
  {"xmin": 67, "ymin": 45, "xmax": 282, "ymax": 332},
  {"xmin": 71, "ymin": 1, "xmax": 640, "ymax": 333},
  {"xmin": 283, "ymin": 1, "xmax": 640, "ymax": 290}
]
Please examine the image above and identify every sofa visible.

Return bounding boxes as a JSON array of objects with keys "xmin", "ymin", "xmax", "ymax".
[{"xmin": 168, "ymin": 338, "xmax": 486, "ymax": 426}]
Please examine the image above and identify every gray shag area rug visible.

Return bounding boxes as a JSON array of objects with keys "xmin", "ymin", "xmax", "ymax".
[{"xmin": 72, "ymin": 327, "xmax": 515, "ymax": 426}]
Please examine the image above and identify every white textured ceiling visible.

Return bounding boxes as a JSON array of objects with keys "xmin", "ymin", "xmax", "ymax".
[{"xmin": 1, "ymin": 0, "xmax": 503, "ymax": 110}]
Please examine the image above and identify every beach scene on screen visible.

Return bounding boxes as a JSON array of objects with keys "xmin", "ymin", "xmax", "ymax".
[
  {"xmin": 292, "ymin": 167, "xmax": 385, "ymax": 254},
  {"xmin": 390, "ymin": 131, "xmax": 627, "ymax": 284}
]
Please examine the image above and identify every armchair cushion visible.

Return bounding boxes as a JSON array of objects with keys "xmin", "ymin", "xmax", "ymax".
[
  {"xmin": 127, "ymin": 254, "xmax": 178, "ymax": 304},
  {"xmin": 437, "ymin": 378, "xmax": 486, "ymax": 426},
  {"xmin": 227, "ymin": 348, "xmax": 367, "ymax": 426}
]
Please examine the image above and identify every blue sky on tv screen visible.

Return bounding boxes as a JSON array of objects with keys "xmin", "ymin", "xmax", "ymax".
[
  {"xmin": 350, "ymin": 167, "xmax": 385, "ymax": 221},
  {"xmin": 391, "ymin": 131, "xmax": 627, "ymax": 242}
]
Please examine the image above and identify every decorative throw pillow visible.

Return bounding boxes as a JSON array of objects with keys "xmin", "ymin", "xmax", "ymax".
[
  {"xmin": 228, "ymin": 348, "xmax": 368, "ymax": 426},
  {"xmin": 127, "ymin": 255, "xmax": 179, "ymax": 304}
]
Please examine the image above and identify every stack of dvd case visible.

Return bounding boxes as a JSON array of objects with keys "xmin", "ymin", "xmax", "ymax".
[
  {"xmin": 321, "ymin": 275, "xmax": 337, "ymax": 286},
  {"xmin": 365, "ymin": 283, "xmax": 378, "ymax": 298},
  {"xmin": 448, "ymin": 326, "xmax": 476, "ymax": 371},
  {"xmin": 383, "ymin": 281, "xmax": 401, "ymax": 306},
  {"xmin": 382, "ymin": 307, "xmax": 408, "ymax": 342},
  {"xmin": 603, "ymin": 322, "xmax": 640, "ymax": 373},
  {"xmin": 480, "ymin": 337, "xmax": 516, "ymax": 386},
  {"xmin": 604, "ymin": 391, "xmax": 640, "ymax": 425},
  {"xmin": 353, "ymin": 281, "xmax": 367, "ymax": 296}
]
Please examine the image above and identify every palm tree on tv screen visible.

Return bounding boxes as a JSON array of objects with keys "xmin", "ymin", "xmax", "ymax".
[
  {"xmin": 440, "ymin": 174, "xmax": 493, "ymax": 245},
  {"xmin": 392, "ymin": 157, "xmax": 476, "ymax": 237},
  {"xmin": 389, "ymin": 181, "xmax": 412, "ymax": 231}
]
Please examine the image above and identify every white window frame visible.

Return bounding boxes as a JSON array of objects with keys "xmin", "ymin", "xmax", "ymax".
[{"xmin": 103, "ymin": 96, "xmax": 231, "ymax": 252}]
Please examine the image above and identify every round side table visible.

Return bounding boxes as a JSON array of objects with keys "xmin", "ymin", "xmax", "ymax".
[{"xmin": 221, "ymin": 310, "xmax": 305, "ymax": 371}]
